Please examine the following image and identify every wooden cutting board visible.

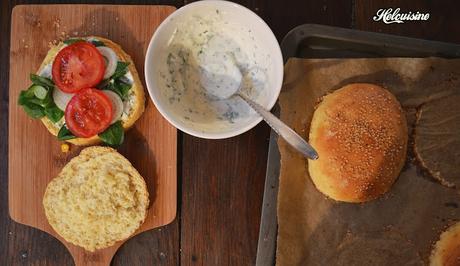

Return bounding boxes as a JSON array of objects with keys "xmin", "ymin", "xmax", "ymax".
[{"xmin": 8, "ymin": 5, "xmax": 177, "ymax": 266}]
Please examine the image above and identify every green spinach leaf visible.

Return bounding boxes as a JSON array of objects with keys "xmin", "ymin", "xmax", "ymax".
[
  {"xmin": 18, "ymin": 86, "xmax": 46, "ymax": 118},
  {"xmin": 22, "ymin": 103, "xmax": 45, "ymax": 118},
  {"xmin": 91, "ymin": 40, "xmax": 105, "ymax": 47},
  {"xmin": 30, "ymin": 74, "xmax": 54, "ymax": 88},
  {"xmin": 115, "ymin": 81, "xmax": 132, "ymax": 99},
  {"xmin": 18, "ymin": 88, "xmax": 36, "ymax": 105},
  {"xmin": 98, "ymin": 61, "xmax": 132, "ymax": 99},
  {"xmin": 96, "ymin": 79, "xmax": 110, "ymax": 89},
  {"xmin": 41, "ymin": 90, "xmax": 54, "ymax": 108},
  {"xmin": 44, "ymin": 104, "xmax": 64, "ymax": 123},
  {"xmin": 57, "ymin": 125, "xmax": 76, "ymax": 140},
  {"xmin": 19, "ymin": 79, "xmax": 57, "ymax": 120},
  {"xmin": 63, "ymin": 38, "xmax": 85, "ymax": 45},
  {"xmin": 111, "ymin": 61, "xmax": 130, "ymax": 79},
  {"xmin": 104, "ymin": 79, "xmax": 132, "ymax": 100},
  {"xmin": 98, "ymin": 121, "xmax": 124, "ymax": 147}
]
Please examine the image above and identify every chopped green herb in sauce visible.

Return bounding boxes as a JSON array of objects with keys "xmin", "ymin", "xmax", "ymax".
[{"xmin": 160, "ymin": 11, "xmax": 269, "ymax": 130}]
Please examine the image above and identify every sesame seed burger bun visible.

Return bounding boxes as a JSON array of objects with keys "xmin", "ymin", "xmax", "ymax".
[
  {"xmin": 430, "ymin": 222, "xmax": 460, "ymax": 266},
  {"xmin": 308, "ymin": 83, "xmax": 408, "ymax": 203}
]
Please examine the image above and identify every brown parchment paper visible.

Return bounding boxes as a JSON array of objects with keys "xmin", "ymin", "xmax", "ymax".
[{"xmin": 276, "ymin": 58, "xmax": 460, "ymax": 266}]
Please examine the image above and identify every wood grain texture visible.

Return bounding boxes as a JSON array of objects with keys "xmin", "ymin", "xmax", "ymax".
[
  {"xmin": 3, "ymin": 1, "xmax": 460, "ymax": 266},
  {"xmin": 8, "ymin": 5, "xmax": 177, "ymax": 266},
  {"xmin": 0, "ymin": 1, "xmax": 13, "ymax": 264},
  {"xmin": 179, "ymin": 1, "xmax": 352, "ymax": 265},
  {"xmin": 2, "ymin": 1, "xmax": 353, "ymax": 266},
  {"xmin": 180, "ymin": 126, "xmax": 270, "ymax": 265}
]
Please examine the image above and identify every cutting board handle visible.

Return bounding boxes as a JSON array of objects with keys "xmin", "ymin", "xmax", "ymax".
[
  {"xmin": 9, "ymin": 5, "xmax": 177, "ymax": 265},
  {"xmin": 67, "ymin": 243, "xmax": 121, "ymax": 266}
]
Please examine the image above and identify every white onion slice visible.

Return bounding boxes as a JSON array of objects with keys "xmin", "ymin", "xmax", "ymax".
[
  {"xmin": 53, "ymin": 87, "xmax": 74, "ymax": 111},
  {"xmin": 97, "ymin": 46, "xmax": 118, "ymax": 79},
  {"xmin": 102, "ymin": 90, "xmax": 123, "ymax": 124}
]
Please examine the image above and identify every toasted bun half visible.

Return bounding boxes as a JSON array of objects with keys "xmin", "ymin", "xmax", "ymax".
[
  {"xmin": 43, "ymin": 146, "xmax": 149, "ymax": 252},
  {"xmin": 39, "ymin": 36, "xmax": 145, "ymax": 145},
  {"xmin": 308, "ymin": 83, "xmax": 408, "ymax": 203},
  {"xmin": 430, "ymin": 222, "xmax": 460, "ymax": 266}
]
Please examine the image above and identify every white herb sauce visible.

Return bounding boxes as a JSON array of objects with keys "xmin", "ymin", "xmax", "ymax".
[
  {"xmin": 39, "ymin": 63, "xmax": 52, "ymax": 78},
  {"xmin": 158, "ymin": 10, "xmax": 270, "ymax": 131}
]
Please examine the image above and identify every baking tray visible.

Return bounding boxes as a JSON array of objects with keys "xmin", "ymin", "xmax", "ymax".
[{"xmin": 255, "ymin": 24, "xmax": 460, "ymax": 266}]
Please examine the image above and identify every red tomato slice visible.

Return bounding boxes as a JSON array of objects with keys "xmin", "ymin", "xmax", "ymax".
[
  {"xmin": 65, "ymin": 88, "xmax": 113, "ymax": 138},
  {"xmin": 52, "ymin": 42, "xmax": 105, "ymax": 93}
]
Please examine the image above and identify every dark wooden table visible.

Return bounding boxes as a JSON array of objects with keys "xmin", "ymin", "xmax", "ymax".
[{"xmin": 1, "ymin": 0, "xmax": 459, "ymax": 265}]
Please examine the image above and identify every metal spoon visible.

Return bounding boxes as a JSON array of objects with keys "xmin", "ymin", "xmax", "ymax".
[
  {"xmin": 199, "ymin": 62, "xmax": 319, "ymax": 160},
  {"xmin": 237, "ymin": 92, "xmax": 318, "ymax": 159}
]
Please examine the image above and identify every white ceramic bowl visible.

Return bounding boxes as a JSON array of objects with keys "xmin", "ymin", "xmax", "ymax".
[{"xmin": 145, "ymin": 0, "xmax": 283, "ymax": 139}]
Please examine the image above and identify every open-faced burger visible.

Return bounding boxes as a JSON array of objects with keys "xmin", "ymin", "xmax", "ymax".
[{"xmin": 18, "ymin": 36, "xmax": 145, "ymax": 146}]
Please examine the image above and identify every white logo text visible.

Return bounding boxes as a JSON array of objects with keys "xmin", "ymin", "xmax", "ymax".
[{"xmin": 373, "ymin": 8, "xmax": 430, "ymax": 24}]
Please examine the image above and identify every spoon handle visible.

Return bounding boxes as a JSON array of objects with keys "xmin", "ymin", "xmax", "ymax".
[{"xmin": 238, "ymin": 93, "xmax": 319, "ymax": 160}]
